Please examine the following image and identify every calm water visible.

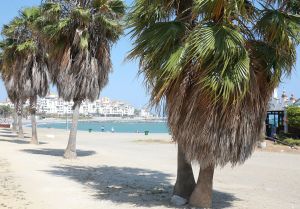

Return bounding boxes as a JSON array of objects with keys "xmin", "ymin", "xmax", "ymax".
[{"xmin": 38, "ymin": 121, "xmax": 170, "ymax": 133}]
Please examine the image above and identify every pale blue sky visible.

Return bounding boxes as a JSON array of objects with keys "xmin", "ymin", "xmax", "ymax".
[{"xmin": 0, "ymin": 0, "xmax": 299, "ymax": 108}]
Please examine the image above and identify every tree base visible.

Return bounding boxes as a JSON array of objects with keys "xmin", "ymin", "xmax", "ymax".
[
  {"xmin": 30, "ymin": 139, "xmax": 39, "ymax": 145},
  {"xmin": 63, "ymin": 149, "xmax": 77, "ymax": 159},
  {"xmin": 170, "ymin": 195, "xmax": 188, "ymax": 206},
  {"xmin": 189, "ymin": 165, "xmax": 214, "ymax": 209},
  {"xmin": 173, "ymin": 175, "xmax": 196, "ymax": 199}
]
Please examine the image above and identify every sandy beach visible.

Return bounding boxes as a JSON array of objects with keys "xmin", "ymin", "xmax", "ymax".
[{"xmin": 0, "ymin": 127, "xmax": 300, "ymax": 209}]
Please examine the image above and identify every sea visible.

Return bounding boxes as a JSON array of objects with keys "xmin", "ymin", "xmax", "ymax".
[{"xmin": 38, "ymin": 121, "xmax": 170, "ymax": 134}]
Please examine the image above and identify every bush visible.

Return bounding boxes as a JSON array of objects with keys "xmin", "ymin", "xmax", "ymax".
[
  {"xmin": 283, "ymin": 138, "xmax": 300, "ymax": 146},
  {"xmin": 287, "ymin": 106, "xmax": 300, "ymax": 127}
]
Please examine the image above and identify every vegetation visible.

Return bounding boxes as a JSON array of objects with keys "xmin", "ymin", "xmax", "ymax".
[
  {"xmin": 128, "ymin": 0, "xmax": 300, "ymax": 207},
  {"xmin": 0, "ymin": 7, "xmax": 50, "ymax": 142},
  {"xmin": 282, "ymin": 138, "xmax": 300, "ymax": 146},
  {"xmin": 35, "ymin": 0, "xmax": 126, "ymax": 158},
  {"xmin": 1, "ymin": 0, "xmax": 125, "ymax": 154},
  {"xmin": 0, "ymin": 105, "xmax": 12, "ymax": 118},
  {"xmin": 287, "ymin": 106, "xmax": 300, "ymax": 127}
]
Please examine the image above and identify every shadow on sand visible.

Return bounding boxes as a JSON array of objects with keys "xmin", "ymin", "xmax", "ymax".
[
  {"xmin": 0, "ymin": 130, "xmax": 17, "ymax": 134},
  {"xmin": 0, "ymin": 134, "xmax": 31, "ymax": 139},
  {"xmin": 0, "ymin": 138, "xmax": 47, "ymax": 145},
  {"xmin": 21, "ymin": 148, "xmax": 96, "ymax": 157},
  {"xmin": 45, "ymin": 165, "xmax": 239, "ymax": 208}
]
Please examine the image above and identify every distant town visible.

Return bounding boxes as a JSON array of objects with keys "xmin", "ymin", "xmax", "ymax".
[
  {"xmin": 0, "ymin": 89, "xmax": 299, "ymax": 119},
  {"xmin": 0, "ymin": 93, "xmax": 157, "ymax": 119}
]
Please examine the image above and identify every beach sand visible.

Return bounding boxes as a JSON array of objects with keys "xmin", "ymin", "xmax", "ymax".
[{"xmin": 0, "ymin": 127, "xmax": 299, "ymax": 209}]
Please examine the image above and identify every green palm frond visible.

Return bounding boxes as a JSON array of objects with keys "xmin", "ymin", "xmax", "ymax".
[
  {"xmin": 128, "ymin": 0, "xmax": 300, "ymax": 107},
  {"xmin": 35, "ymin": 0, "xmax": 125, "ymax": 102},
  {"xmin": 72, "ymin": 8, "xmax": 91, "ymax": 25},
  {"xmin": 127, "ymin": 0, "xmax": 176, "ymax": 36},
  {"xmin": 21, "ymin": 7, "xmax": 41, "ymax": 21},
  {"xmin": 129, "ymin": 21, "xmax": 186, "ymax": 61},
  {"xmin": 108, "ymin": 0, "xmax": 126, "ymax": 16},
  {"xmin": 193, "ymin": 0, "xmax": 249, "ymax": 21},
  {"xmin": 256, "ymin": 8, "xmax": 300, "ymax": 46},
  {"xmin": 184, "ymin": 23, "xmax": 250, "ymax": 102},
  {"xmin": 16, "ymin": 40, "xmax": 36, "ymax": 52},
  {"xmin": 94, "ymin": 14, "xmax": 123, "ymax": 41}
]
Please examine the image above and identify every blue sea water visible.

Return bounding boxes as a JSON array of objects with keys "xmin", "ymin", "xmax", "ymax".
[{"xmin": 38, "ymin": 121, "xmax": 170, "ymax": 133}]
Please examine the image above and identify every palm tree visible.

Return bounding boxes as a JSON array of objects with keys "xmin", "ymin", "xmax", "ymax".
[
  {"xmin": 0, "ymin": 7, "xmax": 50, "ymax": 143},
  {"xmin": 128, "ymin": 0, "xmax": 300, "ymax": 207},
  {"xmin": 0, "ymin": 69, "xmax": 18, "ymax": 133},
  {"xmin": 0, "ymin": 53, "xmax": 23, "ymax": 136},
  {"xmin": 4, "ymin": 83, "xmax": 19, "ymax": 133},
  {"xmin": 37, "ymin": 0, "xmax": 125, "ymax": 158}
]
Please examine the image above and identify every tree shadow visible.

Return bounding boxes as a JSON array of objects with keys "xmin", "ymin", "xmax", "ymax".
[
  {"xmin": 0, "ymin": 130, "xmax": 16, "ymax": 134},
  {"xmin": 45, "ymin": 165, "xmax": 239, "ymax": 208},
  {"xmin": 0, "ymin": 138, "xmax": 47, "ymax": 145},
  {"xmin": 0, "ymin": 128, "xmax": 12, "ymax": 131},
  {"xmin": 21, "ymin": 149, "xmax": 96, "ymax": 157},
  {"xmin": 0, "ymin": 134, "xmax": 31, "ymax": 139}
]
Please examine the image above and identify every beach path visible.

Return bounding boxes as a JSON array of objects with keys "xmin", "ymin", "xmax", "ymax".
[{"xmin": 0, "ymin": 127, "xmax": 300, "ymax": 209}]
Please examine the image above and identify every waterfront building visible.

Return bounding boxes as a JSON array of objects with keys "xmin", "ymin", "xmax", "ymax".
[
  {"xmin": 267, "ymin": 89, "xmax": 298, "ymax": 136},
  {"xmin": 2, "ymin": 93, "xmax": 136, "ymax": 117},
  {"xmin": 268, "ymin": 89, "xmax": 297, "ymax": 111}
]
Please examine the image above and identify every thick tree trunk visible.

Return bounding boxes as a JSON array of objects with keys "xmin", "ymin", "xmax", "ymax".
[
  {"xmin": 64, "ymin": 101, "xmax": 81, "ymax": 159},
  {"xmin": 30, "ymin": 96, "xmax": 39, "ymax": 145},
  {"xmin": 173, "ymin": 145, "xmax": 196, "ymax": 200},
  {"xmin": 189, "ymin": 164, "xmax": 215, "ymax": 208},
  {"xmin": 17, "ymin": 101, "xmax": 24, "ymax": 139},
  {"xmin": 171, "ymin": 0, "xmax": 196, "ymax": 206},
  {"xmin": 12, "ymin": 105, "xmax": 18, "ymax": 133}
]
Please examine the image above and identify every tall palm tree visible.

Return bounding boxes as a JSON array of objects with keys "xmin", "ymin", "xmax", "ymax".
[
  {"xmin": 3, "ymin": 78, "xmax": 19, "ymax": 133},
  {"xmin": 0, "ymin": 51, "xmax": 24, "ymax": 137},
  {"xmin": 38, "ymin": 0, "xmax": 125, "ymax": 158},
  {"xmin": 0, "ymin": 7, "xmax": 50, "ymax": 144},
  {"xmin": 0, "ymin": 68, "xmax": 18, "ymax": 132},
  {"xmin": 128, "ymin": 0, "xmax": 300, "ymax": 207},
  {"xmin": 0, "ymin": 55, "xmax": 18, "ymax": 133}
]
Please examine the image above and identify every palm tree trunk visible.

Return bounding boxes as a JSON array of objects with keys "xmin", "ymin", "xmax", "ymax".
[
  {"xmin": 189, "ymin": 164, "xmax": 215, "ymax": 208},
  {"xmin": 30, "ymin": 96, "xmax": 38, "ymax": 144},
  {"xmin": 12, "ymin": 104, "xmax": 18, "ymax": 133},
  {"xmin": 171, "ymin": 0, "xmax": 196, "ymax": 205},
  {"xmin": 173, "ymin": 145, "xmax": 196, "ymax": 200},
  {"xmin": 17, "ymin": 100, "xmax": 24, "ymax": 139},
  {"xmin": 64, "ymin": 101, "xmax": 81, "ymax": 159}
]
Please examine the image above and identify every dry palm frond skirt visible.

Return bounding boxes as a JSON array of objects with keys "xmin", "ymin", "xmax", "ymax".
[{"xmin": 166, "ymin": 55, "xmax": 275, "ymax": 169}]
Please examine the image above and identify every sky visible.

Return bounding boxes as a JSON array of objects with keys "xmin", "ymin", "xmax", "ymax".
[{"xmin": 0, "ymin": 0, "xmax": 299, "ymax": 108}]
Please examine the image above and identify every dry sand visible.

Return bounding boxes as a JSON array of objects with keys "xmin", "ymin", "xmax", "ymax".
[{"xmin": 0, "ymin": 127, "xmax": 299, "ymax": 209}]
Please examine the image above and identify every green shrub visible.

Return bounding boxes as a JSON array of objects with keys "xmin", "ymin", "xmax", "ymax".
[
  {"xmin": 283, "ymin": 138, "xmax": 300, "ymax": 146},
  {"xmin": 287, "ymin": 106, "xmax": 300, "ymax": 127}
]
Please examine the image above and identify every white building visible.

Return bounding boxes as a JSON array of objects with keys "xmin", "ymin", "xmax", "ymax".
[
  {"xmin": 140, "ymin": 108, "xmax": 153, "ymax": 118},
  {"xmin": 4, "ymin": 93, "xmax": 135, "ymax": 117},
  {"xmin": 269, "ymin": 89, "xmax": 298, "ymax": 111}
]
